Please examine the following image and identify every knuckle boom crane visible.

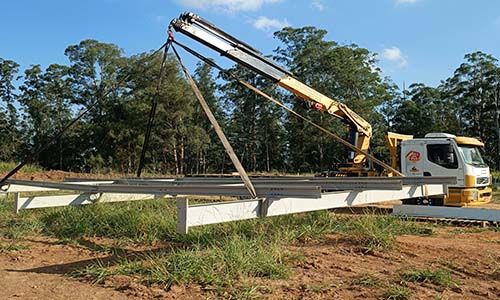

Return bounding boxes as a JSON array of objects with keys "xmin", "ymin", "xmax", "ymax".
[
  {"xmin": 170, "ymin": 12, "xmax": 372, "ymax": 176},
  {"xmin": 169, "ymin": 12, "xmax": 492, "ymax": 206}
]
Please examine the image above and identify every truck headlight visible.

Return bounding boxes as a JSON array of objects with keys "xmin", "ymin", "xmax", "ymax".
[{"xmin": 476, "ymin": 177, "xmax": 490, "ymax": 185}]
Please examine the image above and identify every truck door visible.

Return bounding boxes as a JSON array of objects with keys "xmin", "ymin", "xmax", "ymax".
[
  {"xmin": 401, "ymin": 141, "xmax": 425, "ymax": 176},
  {"xmin": 423, "ymin": 141, "xmax": 464, "ymax": 186}
]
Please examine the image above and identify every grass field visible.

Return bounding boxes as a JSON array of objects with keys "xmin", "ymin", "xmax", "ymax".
[{"xmin": 0, "ymin": 195, "xmax": 440, "ymax": 297}]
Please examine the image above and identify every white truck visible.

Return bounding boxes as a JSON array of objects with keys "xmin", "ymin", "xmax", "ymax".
[{"xmin": 398, "ymin": 133, "xmax": 492, "ymax": 206}]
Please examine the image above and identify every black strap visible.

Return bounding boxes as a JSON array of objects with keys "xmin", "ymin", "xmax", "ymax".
[{"xmin": 136, "ymin": 41, "xmax": 171, "ymax": 178}]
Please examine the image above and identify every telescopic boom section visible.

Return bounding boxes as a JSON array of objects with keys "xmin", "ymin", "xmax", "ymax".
[{"xmin": 170, "ymin": 12, "xmax": 373, "ymax": 167}]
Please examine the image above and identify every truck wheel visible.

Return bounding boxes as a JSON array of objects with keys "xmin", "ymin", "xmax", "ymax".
[
  {"xmin": 416, "ymin": 198, "xmax": 431, "ymax": 205},
  {"xmin": 402, "ymin": 198, "xmax": 418, "ymax": 205},
  {"xmin": 429, "ymin": 197, "xmax": 444, "ymax": 206}
]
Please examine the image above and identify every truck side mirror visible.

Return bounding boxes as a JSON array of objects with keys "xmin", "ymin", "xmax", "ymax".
[
  {"xmin": 445, "ymin": 144, "xmax": 454, "ymax": 153},
  {"xmin": 446, "ymin": 152, "xmax": 455, "ymax": 164}
]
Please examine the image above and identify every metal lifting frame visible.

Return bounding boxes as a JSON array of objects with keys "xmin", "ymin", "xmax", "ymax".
[{"xmin": 1, "ymin": 176, "xmax": 456, "ymax": 233}]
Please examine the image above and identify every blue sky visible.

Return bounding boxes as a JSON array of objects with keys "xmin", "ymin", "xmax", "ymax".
[{"xmin": 1, "ymin": 0, "xmax": 499, "ymax": 88}]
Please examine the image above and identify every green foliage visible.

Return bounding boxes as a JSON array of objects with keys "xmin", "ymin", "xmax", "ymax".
[
  {"xmin": 390, "ymin": 84, "xmax": 459, "ymax": 137},
  {"xmin": 384, "ymin": 285, "xmax": 411, "ymax": 300},
  {"xmin": 219, "ymin": 65, "xmax": 287, "ymax": 172},
  {"xmin": 387, "ymin": 51, "xmax": 500, "ymax": 169},
  {"xmin": 401, "ymin": 268, "xmax": 455, "ymax": 287},
  {"xmin": 0, "ymin": 161, "xmax": 44, "ymax": 173},
  {"xmin": 0, "ymin": 58, "xmax": 21, "ymax": 161}
]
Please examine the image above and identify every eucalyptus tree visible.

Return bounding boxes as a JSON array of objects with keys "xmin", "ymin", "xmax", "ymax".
[
  {"xmin": 0, "ymin": 58, "xmax": 20, "ymax": 161},
  {"xmin": 440, "ymin": 51, "xmax": 500, "ymax": 167},
  {"xmin": 273, "ymin": 26, "xmax": 392, "ymax": 172},
  {"xmin": 218, "ymin": 65, "xmax": 286, "ymax": 173}
]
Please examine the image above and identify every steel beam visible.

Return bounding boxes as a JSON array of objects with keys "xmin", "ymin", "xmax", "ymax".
[
  {"xmin": 1, "ymin": 180, "xmax": 115, "ymax": 193},
  {"xmin": 392, "ymin": 205, "xmax": 500, "ymax": 222},
  {"xmin": 4, "ymin": 179, "xmax": 322, "ymax": 198},
  {"xmin": 15, "ymin": 193, "xmax": 162, "ymax": 213},
  {"xmin": 178, "ymin": 183, "xmax": 448, "ymax": 233},
  {"xmin": 113, "ymin": 179, "xmax": 403, "ymax": 191}
]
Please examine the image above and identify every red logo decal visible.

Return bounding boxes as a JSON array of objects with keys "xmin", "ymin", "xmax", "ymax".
[{"xmin": 406, "ymin": 151, "xmax": 421, "ymax": 162}]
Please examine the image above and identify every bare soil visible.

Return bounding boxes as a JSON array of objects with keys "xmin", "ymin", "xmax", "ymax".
[
  {"xmin": 3, "ymin": 170, "xmax": 125, "ymax": 182},
  {"xmin": 1, "ymin": 227, "xmax": 499, "ymax": 300}
]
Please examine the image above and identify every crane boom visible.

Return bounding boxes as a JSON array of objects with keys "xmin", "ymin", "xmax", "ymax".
[{"xmin": 170, "ymin": 12, "xmax": 373, "ymax": 169}]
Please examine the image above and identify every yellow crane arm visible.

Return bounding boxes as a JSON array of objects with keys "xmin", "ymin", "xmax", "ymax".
[{"xmin": 170, "ymin": 12, "xmax": 372, "ymax": 166}]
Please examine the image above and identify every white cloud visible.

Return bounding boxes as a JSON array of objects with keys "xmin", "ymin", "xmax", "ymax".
[
  {"xmin": 381, "ymin": 47, "xmax": 408, "ymax": 67},
  {"xmin": 312, "ymin": 0, "xmax": 325, "ymax": 11},
  {"xmin": 396, "ymin": 0, "xmax": 420, "ymax": 4},
  {"xmin": 253, "ymin": 16, "xmax": 290, "ymax": 32},
  {"xmin": 177, "ymin": 0, "xmax": 283, "ymax": 13}
]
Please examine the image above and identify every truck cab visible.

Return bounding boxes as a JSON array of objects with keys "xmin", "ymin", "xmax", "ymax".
[{"xmin": 400, "ymin": 133, "xmax": 492, "ymax": 206}]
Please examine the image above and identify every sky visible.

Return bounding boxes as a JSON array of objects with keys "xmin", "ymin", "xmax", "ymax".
[{"xmin": 1, "ymin": 0, "xmax": 499, "ymax": 88}]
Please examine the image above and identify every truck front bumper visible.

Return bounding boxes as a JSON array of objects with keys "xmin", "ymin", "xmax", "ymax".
[{"xmin": 446, "ymin": 186, "xmax": 492, "ymax": 206}]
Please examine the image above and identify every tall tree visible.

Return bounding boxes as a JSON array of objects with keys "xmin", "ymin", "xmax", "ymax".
[
  {"xmin": 0, "ymin": 58, "xmax": 20, "ymax": 161},
  {"xmin": 389, "ymin": 83, "xmax": 459, "ymax": 137},
  {"xmin": 64, "ymin": 40, "xmax": 129, "ymax": 171},
  {"xmin": 440, "ymin": 51, "xmax": 500, "ymax": 166},
  {"xmin": 124, "ymin": 52, "xmax": 203, "ymax": 175},
  {"xmin": 219, "ymin": 65, "xmax": 286, "ymax": 172},
  {"xmin": 18, "ymin": 64, "xmax": 76, "ymax": 169},
  {"xmin": 192, "ymin": 62, "xmax": 227, "ymax": 174},
  {"xmin": 273, "ymin": 27, "xmax": 392, "ymax": 172}
]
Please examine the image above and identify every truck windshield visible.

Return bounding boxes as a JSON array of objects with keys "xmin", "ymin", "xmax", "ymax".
[{"xmin": 458, "ymin": 145, "xmax": 486, "ymax": 167}]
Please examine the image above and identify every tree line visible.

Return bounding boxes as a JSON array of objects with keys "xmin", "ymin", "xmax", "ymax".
[{"xmin": 1, "ymin": 27, "xmax": 499, "ymax": 175}]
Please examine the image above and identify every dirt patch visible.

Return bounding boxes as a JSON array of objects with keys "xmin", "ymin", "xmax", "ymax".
[
  {"xmin": 1, "ymin": 227, "xmax": 498, "ymax": 299},
  {"xmin": 267, "ymin": 229, "xmax": 500, "ymax": 299},
  {"xmin": 3, "ymin": 170, "xmax": 123, "ymax": 182}
]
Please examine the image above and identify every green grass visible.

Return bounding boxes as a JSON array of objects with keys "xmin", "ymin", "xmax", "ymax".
[
  {"xmin": 39, "ymin": 200, "xmax": 178, "ymax": 243},
  {"xmin": 0, "ymin": 161, "xmax": 44, "ymax": 173},
  {"xmin": 336, "ymin": 214, "xmax": 433, "ymax": 252},
  {"xmin": 0, "ymin": 241, "xmax": 30, "ymax": 252},
  {"xmin": 0, "ymin": 197, "xmax": 44, "ymax": 239},
  {"xmin": 401, "ymin": 268, "xmax": 455, "ymax": 288},
  {"xmin": 352, "ymin": 274, "xmax": 381, "ymax": 287},
  {"xmin": 0, "ymin": 197, "xmax": 435, "ymax": 295},
  {"xmin": 384, "ymin": 285, "xmax": 411, "ymax": 300},
  {"xmin": 75, "ymin": 236, "xmax": 290, "ymax": 289}
]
